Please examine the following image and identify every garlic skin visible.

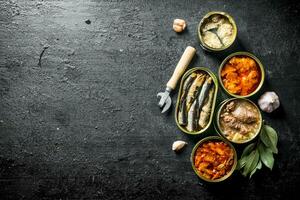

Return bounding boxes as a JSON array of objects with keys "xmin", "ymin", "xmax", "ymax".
[
  {"xmin": 258, "ymin": 91, "xmax": 280, "ymax": 113},
  {"xmin": 172, "ymin": 140, "xmax": 187, "ymax": 152},
  {"xmin": 173, "ymin": 19, "xmax": 186, "ymax": 33}
]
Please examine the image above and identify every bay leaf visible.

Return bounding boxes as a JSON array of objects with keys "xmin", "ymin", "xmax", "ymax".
[
  {"xmin": 242, "ymin": 149, "xmax": 259, "ymax": 177},
  {"xmin": 260, "ymin": 126, "xmax": 270, "ymax": 146},
  {"xmin": 258, "ymin": 142, "xmax": 274, "ymax": 170},
  {"xmin": 241, "ymin": 143, "xmax": 256, "ymax": 157},
  {"xmin": 249, "ymin": 160, "xmax": 262, "ymax": 179},
  {"xmin": 257, "ymin": 160, "xmax": 262, "ymax": 170},
  {"xmin": 265, "ymin": 125, "xmax": 278, "ymax": 153},
  {"xmin": 237, "ymin": 143, "xmax": 256, "ymax": 170},
  {"xmin": 260, "ymin": 125, "xmax": 278, "ymax": 154},
  {"xmin": 237, "ymin": 156, "xmax": 247, "ymax": 170}
]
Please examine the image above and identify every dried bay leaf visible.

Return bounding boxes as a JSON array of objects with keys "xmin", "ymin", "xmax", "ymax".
[
  {"xmin": 237, "ymin": 155, "xmax": 247, "ymax": 170},
  {"xmin": 238, "ymin": 124, "xmax": 278, "ymax": 178},
  {"xmin": 237, "ymin": 143, "xmax": 256, "ymax": 170},
  {"xmin": 249, "ymin": 160, "xmax": 262, "ymax": 179},
  {"xmin": 260, "ymin": 125, "xmax": 278, "ymax": 154},
  {"xmin": 257, "ymin": 160, "xmax": 262, "ymax": 170},
  {"xmin": 258, "ymin": 142, "xmax": 274, "ymax": 170},
  {"xmin": 265, "ymin": 125, "xmax": 278, "ymax": 153},
  {"xmin": 242, "ymin": 149, "xmax": 259, "ymax": 177},
  {"xmin": 241, "ymin": 143, "xmax": 256, "ymax": 157},
  {"xmin": 249, "ymin": 166, "xmax": 257, "ymax": 179}
]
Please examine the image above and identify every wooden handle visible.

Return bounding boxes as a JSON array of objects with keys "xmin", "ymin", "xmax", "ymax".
[{"xmin": 166, "ymin": 46, "xmax": 196, "ymax": 89}]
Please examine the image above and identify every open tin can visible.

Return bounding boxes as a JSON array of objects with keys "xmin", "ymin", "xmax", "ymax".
[
  {"xmin": 218, "ymin": 51, "xmax": 265, "ymax": 98},
  {"xmin": 175, "ymin": 67, "xmax": 218, "ymax": 135},
  {"xmin": 190, "ymin": 136, "xmax": 237, "ymax": 182},
  {"xmin": 214, "ymin": 98, "xmax": 263, "ymax": 144},
  {"xmin": 198, "ymin": 11, "xmax": 237, "ymax": 52}
]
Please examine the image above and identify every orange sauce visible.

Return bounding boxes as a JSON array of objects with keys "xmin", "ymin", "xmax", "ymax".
[
  {"xmin": 194, "ymin": 141, "xmax": 234, "ymax": 180},
  {"xmin": 221, "ymin": 56, "xmax": 261, "ymax": 96}
]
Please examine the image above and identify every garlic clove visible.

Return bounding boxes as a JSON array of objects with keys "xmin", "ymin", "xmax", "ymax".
[
  {"xmin": 172, "ymin": 140, "xmax": 187, "ymax": 152},
  {"xmin": 173, "ymin": 19, "xmax": 186, "ymax": 33},
  {"xmin": 258, "ymin": 91, "xmax": 280, "ymax": 113}
]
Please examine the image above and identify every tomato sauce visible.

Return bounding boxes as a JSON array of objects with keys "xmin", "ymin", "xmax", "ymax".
[{"xmin": 194, "ymin": 141, "xmax": 234, "ymax": 180}]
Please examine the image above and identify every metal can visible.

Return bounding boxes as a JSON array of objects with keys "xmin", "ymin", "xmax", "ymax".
[
  {"xmin": 190, "ymin": 136, "xmax": 237, "ymax": 182},
  {"xmin": 218, "ymin": 51, "xmax": 265, "ymax": 98},
  {"xmin": 198, "ymin": 11, "xmax": 237, "ymax": 52},
  {"xmin": 214, "ymin": 98, "xmax": 263, "ymax": 144},
  {"xmin": 175, "ymin": 67, "xmax": 218, "ymax": 135}
]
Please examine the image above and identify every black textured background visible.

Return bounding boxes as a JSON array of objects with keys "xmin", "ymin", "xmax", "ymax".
[{"xmin": 0, "ymin": 0, "xmax": 299, "ymax": 199}]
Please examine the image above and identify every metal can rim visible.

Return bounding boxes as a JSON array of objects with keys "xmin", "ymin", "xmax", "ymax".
[
  {"xmin": 218, "ymin": 51, "xmax": 265, "ymax": 98},
  {"xmin": 174, "ymin": 67, "xmax": 219, "ymax": 135},
  {"xmin": 198, "ymin": 11, "xmax": 238, "ymax": 52},
  {"xmin": 214, "ymin": 98, "xmax": 263, "ymax": 144},
  {"xmin": 190, "ymin": 136, "xmax": 238, "ymax": 182}
]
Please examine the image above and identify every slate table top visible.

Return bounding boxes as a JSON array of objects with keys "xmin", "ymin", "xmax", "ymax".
[{"xmin": 0, "ymin": 0, "xmax": 299, "ymax": 199}]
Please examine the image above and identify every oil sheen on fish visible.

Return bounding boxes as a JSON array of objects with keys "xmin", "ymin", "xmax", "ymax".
[
  {"xmin": 178, "ymin": 73, "xmax": 197, "ymax": 125},
  {"xmin": 187, "ymin": 75, "xmax": 213, "ymax": 132},
  {"xmin": 186, "ymin": 98, "xmax": 199, "ymax": 132},
  {"xmin": 199, "ymin": 86, "xmax": 215, "ymax": 128},
  {"xmin": 186, "ymin": 74, "xmax": 205, "ymax": 112},
  {"xmin": 188, "ymin": 76, "xmax": 212, "ymax": 130},
  {"xmin": 197, "ymin": 77, "xmax": 213, "ymax": 111}
]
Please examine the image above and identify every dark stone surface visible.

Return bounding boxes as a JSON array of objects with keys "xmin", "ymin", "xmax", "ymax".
[{"xmin": 0, "ymin": 0, "xmax": 299, "ymax": 199}]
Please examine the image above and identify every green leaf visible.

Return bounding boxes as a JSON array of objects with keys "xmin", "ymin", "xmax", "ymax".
[
  {"xmin": 258, "ymin": 142, "xmax": 274, "ymax": 170},
  {"xmin": 237, "ymin": 156, "xmax": 247, "ymax": 170},
  {"xmin": 242, "ymin": 149, "xmax": 259, "ymax": 177},
  {"xmin": 249, "ymin": 160, "xmax": 262, "ymax": 179},
  {"xmin": 257, "ymin": 160, "xmax": 262, "ymax": 170},
  {"xmin": 265, "ymin": 125, "xmax": 278, "ymax": 152},
  {"xmin": 260, "ymin": 125, "xmax": 278, "ymax": 154},
  {"xmin": 237, "ymin": 143, "xmax": 256, "ymax": 170},
  {"xmin": 238, "ymin": 124, "xmax": 279, "ymax": 178},
  {"xmin": 259, "ymin": 126, "xmax": 269, "ymax": 146},
  {"xmin": 241, "ymin": 143, "xmax": 256, "ymax": 158}
]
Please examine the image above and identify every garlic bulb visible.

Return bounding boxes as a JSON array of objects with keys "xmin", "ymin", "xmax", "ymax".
[
  {"xmin": 172, "ymin": 140, "xmax": 187, "ymax": 152},
  {"xmin": 258, "ymin": 91, "xmax": 280, "ymax": 113}
]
